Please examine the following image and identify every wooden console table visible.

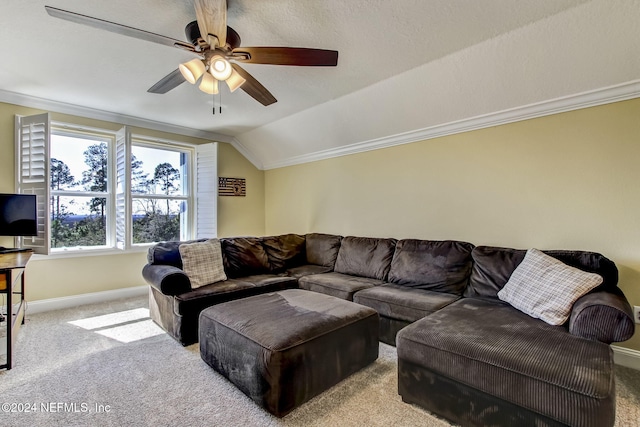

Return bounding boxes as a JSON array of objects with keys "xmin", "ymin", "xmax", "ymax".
[{"xmin": 0, "ymin": 251, "xmax": 31, "ymax": 370}]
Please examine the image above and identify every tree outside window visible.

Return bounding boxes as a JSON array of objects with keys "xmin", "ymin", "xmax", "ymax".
[
  {"xmin": 131, "ymin": 145, "xmax": 187, "ymax": 244},
  {"xmin": 50, "ymin": 133, "xmax": 188, "ymax": 249}
]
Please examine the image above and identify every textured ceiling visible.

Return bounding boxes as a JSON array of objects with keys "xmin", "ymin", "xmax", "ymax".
[{"xmin": 1, "ymin": 0, "xmax": 638, "ymax": 168}]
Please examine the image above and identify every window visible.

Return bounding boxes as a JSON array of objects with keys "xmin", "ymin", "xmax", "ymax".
[
  {"xmin": 50, "ymin": 129, "xmax": 113, "ymax": 249},
  {"xmin": 15, "ymin": 113, "xmax": 217, "ymax": 255},
  {"xmin": 130, "ymin": 141, "xmax": 190, "ymax": 245}
]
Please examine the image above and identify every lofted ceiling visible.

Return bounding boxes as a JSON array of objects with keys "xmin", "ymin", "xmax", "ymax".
[{"xmin": 1, "ymin": 0, "xmax": 639, "ymax": 169}]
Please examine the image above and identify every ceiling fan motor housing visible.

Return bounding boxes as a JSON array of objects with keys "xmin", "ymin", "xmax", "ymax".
[
  {"xmin": 185, "ymin": 21, "xmax": 201, "ymax": 45},
  {"xmin": 185, "ymin": 20, "xmax": 241, "ymax": 50}
]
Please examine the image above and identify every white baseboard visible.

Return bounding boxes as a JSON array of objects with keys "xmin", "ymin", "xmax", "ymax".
[
  {"xmin": 611, "ymin": 345, "xmax": 640, "ymax": 370},
  {"xmin": 25, "ymin": 286, "xmax": 148, "ymax": 315}
]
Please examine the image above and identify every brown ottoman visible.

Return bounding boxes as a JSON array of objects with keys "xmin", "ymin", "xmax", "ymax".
[{"xmin": 199, "ymin": 289, "xmax": 379, "ymax": 417}]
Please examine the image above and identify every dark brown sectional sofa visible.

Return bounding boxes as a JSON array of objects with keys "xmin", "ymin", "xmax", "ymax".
[{"xmin": 142, "ymin": 232, "xmax": 635, "ymax": 427}]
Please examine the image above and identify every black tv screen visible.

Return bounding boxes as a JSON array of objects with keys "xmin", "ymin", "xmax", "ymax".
[{"xmin": 0, "ymin": 193, "xmax": 38, "ymax": 237}]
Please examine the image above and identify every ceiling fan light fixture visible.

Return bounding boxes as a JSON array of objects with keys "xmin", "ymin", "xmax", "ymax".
[
  {"xmin": 198, "ymin": 72, "xmax": 219, "ymax": 94},
  {"xmin": 209, "ymin": 55, "xmax": 232, "ymax": 80},
  {"xmin": 179, "ymin": 58, "xmax": 206, "ymax": 84},
  {"xmin": 226, "ymin": 68, "xmax": 246, "ymax": 92}
]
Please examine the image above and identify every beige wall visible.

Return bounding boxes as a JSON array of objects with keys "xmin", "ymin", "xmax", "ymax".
[
  {"xmin": 265, "ymin": 98, "xmax": 640, "ymax": 350},
  {"xmin": 217, "ymin": 142, "xmax": 265, "ymax": 237},
  {"xmin": 0, "ymin": 102, "xmax": 264, "ymax": 302}
]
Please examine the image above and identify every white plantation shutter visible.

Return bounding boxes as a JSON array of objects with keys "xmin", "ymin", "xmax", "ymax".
[
  {"xmin": 115, "ymin": 126, "xmax": 131, "ymax": 249},
  {"xmin": 15, "ymin": 113, "xmax": 50, "ymax": 255},
  {"xmin": 195, "ymin": 143, "xmax": 217, "ymax": 238}
]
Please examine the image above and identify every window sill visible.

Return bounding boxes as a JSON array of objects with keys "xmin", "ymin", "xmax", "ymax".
[{"xmin": 30, "ymin": 245, "xmax": 150, "ymax": 261}]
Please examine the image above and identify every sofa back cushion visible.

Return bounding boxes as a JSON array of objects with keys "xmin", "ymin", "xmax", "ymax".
[
  {"xmin": 262, "ymin": 234, "xmax": 306, "ymax": 272},
  {"xmin": 147, "ymin": 239, "xmax": 207, "ymax": 268},
  {"xmin": 334, "ymin": 236, "xmax": 397, "ymax": 280},
  {"xmin": 305, "ymin": 233, "xmax": 343, "ymax": 267},
  {"xmin": 388, "ymin": 239, "xmax": 475, "ymax": 295},
  {"xmin": 220, "ymin": 237, "xmax": 271, "ymax": 278},
  {"xmin": 465, "ymin": 246, "xmax": 618, "ymax": 299}
]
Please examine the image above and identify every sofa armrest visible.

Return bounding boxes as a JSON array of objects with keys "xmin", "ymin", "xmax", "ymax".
[
  {"xmin": 142, "ymin": 264, "xmax": 191, "ymax": 296},
  {"xmin": 569, "ymin": 289, "xmax": 635, "ymax": 344}
]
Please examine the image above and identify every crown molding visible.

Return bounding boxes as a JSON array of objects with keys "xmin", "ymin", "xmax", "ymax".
[
  {"xmin": 0, "ymin": 89, "xmax": 234, "ymax": 144},
  {"xmin": 3, "ymin": 80, "xmax": 639, "ymax": 173},
  {"xmin": 229, "ymin": 137, "xmax": 263, "ymax": 170},
  {"xmin": 261, "ymin": 80, "xmax": 640, "ymax": 170}
]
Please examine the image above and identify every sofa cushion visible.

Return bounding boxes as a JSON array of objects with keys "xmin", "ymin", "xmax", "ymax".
[
  {"xmin": 465, "ymin": 246, "xmax": 618, "ymax": 299},
  {"xmin": 221, "ymin": 237, "xmax": 270, "ymax": 278},
  {"xmin": 397, "ymin": 298, "xmax": 614, "ymax": 426},
  {"xmin": 388, "ymin": 239, "xmax": 474, "ymax": 295},
  {"xmin": 147, "ymin": 238, "xmax": 207, "ymax": 268},
  {"xmin": 305, "ymin": 233, "xmax": 342, "ymax": 267},
  {"xmin": 240, "ymin": 274, "xmax": 298, "ymax": 290},
  {"xmin": 498, "ymin": 248, "xmax": 603, "ymax": 325},
  {"xmin": 179, "ymin": 239, "xmax": 227, "ymax": 288},
  {"xmin": 286, "ymin": 264, "xmax": 334, "ymax": 279},
  {"xmin": 353, "ymin": 284, "xmax": 460, "ymax": 323},
  {"xmin": 173, "ymin": 274, "xmax": 297, "ymax": 316},
  {"xmin": 261, "ymin": 234, "xmax": 306, "ymax": 272},
  {"xmin": 333, "ymin": 236, "xmax": 397, "ymax": 280},
  {"xmin": 174, "ymin": 279, "xmax": 257, "ymax": 316},
  {"xmin": 299, "ymin": 272, "xmax": 385, "ymax": 301}
]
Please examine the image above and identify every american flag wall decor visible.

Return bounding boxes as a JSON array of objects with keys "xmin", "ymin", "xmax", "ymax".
[{"xmin": 218, "ymin": 177, "xmax": 246, "ymax": 196}]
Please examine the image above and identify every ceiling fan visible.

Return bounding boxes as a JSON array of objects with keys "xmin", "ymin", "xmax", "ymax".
[{"xmin": 45, "ymin": 0, "xmax": 339, "ymax": 106}]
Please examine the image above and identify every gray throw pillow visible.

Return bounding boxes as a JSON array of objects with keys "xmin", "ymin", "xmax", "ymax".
[
  {"xmin": 179, "ymin": 239, "xmax": 227, "ymax": 289},
  {"xmin": 498, "ymin": 248, "xmax": 603, "ymax": 325}
]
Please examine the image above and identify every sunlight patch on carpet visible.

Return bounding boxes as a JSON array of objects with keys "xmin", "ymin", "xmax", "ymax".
[
  {"xmin": 95, "ymin": 319, "xmax": 165, "ymax": 343},
  {"xmin": 68, "ymin": 308, "xmax": 164, "ymax": 343}
]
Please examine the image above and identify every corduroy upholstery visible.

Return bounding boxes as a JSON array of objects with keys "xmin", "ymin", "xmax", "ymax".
[
  {"xmin": 144, "ymin": 233, "xmax": 343, "ymax": 345},
  {"xmin": 396, "ymin": 245, "xmax": 633, "ymax": 427},
  {"xmin": 333, "ymin": 236, "xmax": 397, "ymax": 280},
  {"xmin": 220, "ymin": 237, "xmax": 271, "ymax": 278},
  {"xmin": 199, "ymin": 289, "xmax": 379, "ymax": 417},
  {"xmin": 353, "ymin": 284, "xmax": 459, "ymax": 345},
  {"xmin": 305, "ymin": 233, "xmax": 343, "ymax": 267},
  {"xmin": 299, "ymin": 236, "xmax": 396, "ymax": 301},
  {"xmin": 285, "ymin": 264, "xmax": 334, "ymax": 279},
  {"xmin": 261, "ymin": 233, "xmax": 306, "ymax": 272},
  {"xmin": 388, "ymin": 239, "xmax": 474, "ymax": 295},
  {"xmin": 299, "ymin": 271, "xmax": 386, "ymax": 301},
  {"xmin": 464, "ymin": 246, "xmax": 619, "ymax": 299},
  {"xmin": 397, "ymin": 298, "xmax": 616, "ymax": 427},
  {"xmin": 144, "ymin": 233, "xmax": 634, "ymax": 425},
  {"xmin": 570, "ymin": 287, "xmax": 636, "ymax": 344},
  {"xmin": 352, "ymin": 239, "xmax": 473, "ymax": 344}
]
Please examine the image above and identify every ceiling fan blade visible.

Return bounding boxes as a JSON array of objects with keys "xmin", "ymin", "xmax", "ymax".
[
  {"xmin": 45, "ymin": 6, "xmax": 195, "ymax": 52},
  {"xmin": 232, "ymin": 47, "xmax": 338, "ymax": 66},
  {"xmin": 231, "ymin": 64, "xmax": 277, "ymax": 106},
  {"xmin": 147, "ymin": 69, "xmax": 186, "ymax": 94},
  {"xmin": 194, "ymin": 0, "xmax": 226, "ymax": 48}
]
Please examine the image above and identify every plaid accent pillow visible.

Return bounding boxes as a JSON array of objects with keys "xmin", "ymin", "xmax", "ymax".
[
  {"xmin": 497, "ymin": 248, "xmax": 603, "ymax": 325},
  {"xmin": 179, "ymin": 239, "xmax": 227, "ymax": 289}
]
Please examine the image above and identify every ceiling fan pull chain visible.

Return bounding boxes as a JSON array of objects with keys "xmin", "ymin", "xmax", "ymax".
[
  {"xmin": 212, "ymin": 90, "xmax": 216, "ymax": 115},
  {"xmin": 219, "ymin": 91, "xmax": 222, "ymax": 114}
]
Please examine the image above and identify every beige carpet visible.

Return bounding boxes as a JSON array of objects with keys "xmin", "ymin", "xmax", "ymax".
[{"xmin": 0, "ymin": 295, "xmax": 638, "ymax": 427}]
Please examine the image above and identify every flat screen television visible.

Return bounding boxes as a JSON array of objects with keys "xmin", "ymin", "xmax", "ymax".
[{"xmin": 0, "ymin": 193, "xmax": 38, "ymax": 237}]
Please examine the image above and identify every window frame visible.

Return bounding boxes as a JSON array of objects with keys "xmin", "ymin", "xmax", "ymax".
[
  {"xmin": 49, "ymin": 125, "xmax": 116, "ymax": 252},
  {"xmin": 128, "ymin": 135, "xmax": 196, "ymax": 248},
  {"xmin": 15, "ymin": 114, "xmax": 215, "ymax": 257}
]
